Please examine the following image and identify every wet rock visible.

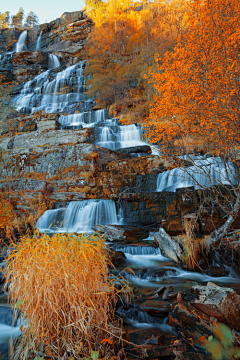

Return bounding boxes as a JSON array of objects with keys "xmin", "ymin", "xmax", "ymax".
[
  {"xmin": 92, "ymin": 224, "xmax": 149, "ymax": 242},
  {"xmin": 191, "ymin": 284, "xmax": 240, "ymax": 330},
  {"xmin": 162, "ymin": 286, "xmax": 174, "ymax": 300},
  {"xmin": 149, "ymin": 286, "xmax": 166, "ymax": 299},
  {"xmin": 155, "ymin": 228, "xmax": 183, "ymax": 265},
  {"xmin": 0, "ymin": 69, "xmax": 13, "ymax": 84},
  {"xmin": 0, "ymin": 28, "xmax": 20, "ymax": 52},
  {"xmin": 109, "ymin": 249, "xmax": 126, "ymax": 266},
  {"xmin": 169, "ymin": 303, "xmax": 213, "ymax": 342},
  {"xmin": 140, "ymin": 299, "xmax": 170, "ymax": 313},
  {"xmin": 116, "ymin": 144, "xmax": 152, "ymax": 155},
  {"xmin": 208, "ymin": 265, "xmax": 226, "ymax": 277},
  {"xmin": 13, "ymin": 66, "xmax": 47, "ymax": 82},
  {"xmin": 26, "ymin": 11, "xmax": 93, "ymax": 65}
]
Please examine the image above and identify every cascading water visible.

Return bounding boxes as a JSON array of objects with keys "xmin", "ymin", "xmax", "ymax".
[
  {"xmin": 48, "ymin": 54, "xmax": 60, "ymax": 69},
  {"xmin": 16, "ymin": 30, "xmax": 28, "ymax": 53},
  {"xmin": 36, "ymin": 31, "xmax": 43, "ymax": 51},
  {"xmin": 59, "ymin": 109, "xmax": 145, "ymax": 150},
  {"xmin": 15, "ymin": 61, "xmax": 86, "ymax": 114},
  {"xmin": 97, "ymin": 124, "xmax": 145, "ymax": 150},
  {"xmin": 112, "ymin": 245, "xmax": 160, "ymax": 255},
  {"xmin": 157, "ymin": 157, "xmax": 236, "ymax": 192},
  {"xmin": 113, "ymin": 232, "xmax": 240, "ymax": 330},
  {"xmin": 58, "ymin": 109, "xmax": 108, "ymax": 128},
  {"xmin": 36, "ymin": 200, "xmax": 118, "ymax": 233},
  {"xmin": 0, "ymin": 306, "xmax": 21, "ymax": 357}
]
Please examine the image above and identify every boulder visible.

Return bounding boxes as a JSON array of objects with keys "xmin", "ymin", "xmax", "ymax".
[
  {"xmin": 109, "ymin": 249, "xmax": 126, "ymax": 266},
  {"xmin": 92, "ymin": 224, "xmax": 149, "ymax": 242},
  {"xmin": 169, "ymin": 303, "xmax": 213, "ymax": 341},
  {"xmin": 154, "ymin": 228, "xmax": 183, "ymax": 264},
  {"xmin": 191, "ymin": 283, "xmax": 240, "ymax": 330},
  {"xmin": 116, "ymin": 144, "xmax": 152, "ymax": 155}
]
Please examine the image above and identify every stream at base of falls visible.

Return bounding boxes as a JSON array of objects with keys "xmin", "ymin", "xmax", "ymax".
[
  {"xmin": 110, "ymin": 237, "xmax": 240, "ymax": 325},
  {"xmin": 1, "ymin": 232, "xmax": 240, "ymax": 357}
]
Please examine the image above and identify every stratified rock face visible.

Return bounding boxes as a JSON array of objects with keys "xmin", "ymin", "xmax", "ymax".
[
  {"xmin": 28, "ymin": 11, "xmax": 92, "ymax": 59},
  {"xmin": 0, "ymin": 28, "xmax": 20, "ymax": 52},
  {"xmin": 0, "ymin": 11, "xmax": 93, "ymax": 84}
]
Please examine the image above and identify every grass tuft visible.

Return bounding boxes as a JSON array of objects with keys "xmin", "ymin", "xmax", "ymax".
[{"xmin": 4, "ymin": 232, "xmax": 122, "ymax": 359}]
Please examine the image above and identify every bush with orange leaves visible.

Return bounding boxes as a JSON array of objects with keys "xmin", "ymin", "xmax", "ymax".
[{"xmin": 4, "ymin": 232, "xmax": 123, "ymax": 360}]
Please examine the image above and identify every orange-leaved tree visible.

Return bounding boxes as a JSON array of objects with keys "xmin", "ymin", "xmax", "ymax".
[
  {"xmin": 144, "ymin": 0, "xmax": 240, "ymax": 244},
  {"xmin": 84, "ymin": 0, "xmax": 188, "ymax": 121}
]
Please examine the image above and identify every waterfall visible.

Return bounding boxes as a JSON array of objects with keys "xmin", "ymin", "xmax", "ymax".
[
  {"xmin": 36, "ymin": 200, "xmax": 118, "ymax": 233},
  {"xmin": 97, "ymin": 124, "xmax": 144, "ymax": 150},
  {"xmin": 15, "ymin": 61, "xmax": 86, "ymax": 114},
  {"xmin": 36, "ymin": 31, "xmax": 43, "ymax": 51},
  {"xmin": 118, "ymin": 124, "xmax": 143, "ymax": 148},
  {"xmin": 157, "ymin": 157, "xmax": 236, "ymax": 192},
  {"xmin": 16, "ymin": 30, "xmax": 28, "ymax": 53},
  {"xmin": 97, "ymin": 127, "xmax": 117, "ymax": 150},
  {"xmin": 58, "ymin": 109, "xmax": 108, "ymax": 128},
  {"xmin": 48, "ymin": 54, "xmax": 60, "ymax": 69},
  {"xmin": 112, "ymin": 245, "xmax": 160, "ymax": 255}
]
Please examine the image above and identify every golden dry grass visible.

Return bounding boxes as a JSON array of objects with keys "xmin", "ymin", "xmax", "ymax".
[{"xmin": 4, "ymin": 232, "xmax": 122, "ymax": 360}]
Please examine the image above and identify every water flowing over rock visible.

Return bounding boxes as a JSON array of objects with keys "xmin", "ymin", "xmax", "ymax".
[
  {"xmin": 0, "ymin": 306, "xmax": 21, "ymax": 359},
  {"xmin": 112, "ymin": 245, "xmax": 160, "ymax": 255},
  {"xmin": 15, "ymin": 61, "xmax": 86, "ymax": 114},
  {"xmin": 97, "ymin": 124, "xmax": 145, "ymax": 150},
  {"xmin": 36, "ymin": 31, "xmax": 42, "ymax": 51},
  {"xmin": 16, "ymin": 30, "xmax": 28, "ymax": 53},
  {"xmin": 36, "ymin": 199, "xmax": 118, "ymax": 233},
  {"xmin": 48, "ymin": 54, "xmax": 61, "ymax": 69},
  {"xmin": 59, "ymin": 110, "xmax": 147, "ymax": 150},
  {"xmin": 58, "ymin": 109, "xmax": 108, "ymax": 128},
  {"xmin": 157, "ymin": 157, "xmax": 236, "ymax": 192}
]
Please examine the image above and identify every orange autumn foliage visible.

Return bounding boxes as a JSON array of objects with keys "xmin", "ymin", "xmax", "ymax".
[
  {"xmin": 85, "ymin": 0, "xmax": 189, "ymax": 121},
  {"xmin": 0, "ymin": 194, "xmax": 15, "ymax": 233},
  {"xmin": 145, "ymin": 0, "xmax": 240, "ymax": 158}
]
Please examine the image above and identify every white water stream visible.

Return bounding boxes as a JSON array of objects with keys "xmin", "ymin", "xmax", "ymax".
[
  {"xmin": 15, "ymin": 61, "xmax": 86, "ymax": 114},
  {"xmin": 16, "ymin": 31, "xmax": 28, "ymax": 53},
  {"xmin": 48, "ymin": 54, "xmax": 60, "ymax": 69},
  {"xmin": 157, "ymin": 157, "xmax": 236, "ymax": 192},
  {"xmin": 36, "ymin": 31, "xmax": 43, "ymax": 51},
  {"xmin": 36, "ymin": 199, "xmax": 119, "ymax": 233}
]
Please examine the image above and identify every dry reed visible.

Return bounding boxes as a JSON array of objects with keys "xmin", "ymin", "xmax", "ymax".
[
  {"xmin": 180, "ymin": 218, "xmax": 202, "ymax": 270},
  {"xmin": 4, "ymin": 232, "xmax": 122, "ymax": 360}
]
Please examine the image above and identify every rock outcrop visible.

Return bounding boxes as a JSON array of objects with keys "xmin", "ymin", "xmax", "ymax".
[{"xmin": 0, "ymin": 11, "xmax": 93, "ymax": 84}]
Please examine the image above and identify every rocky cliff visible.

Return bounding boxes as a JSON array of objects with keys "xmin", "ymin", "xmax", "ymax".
[
  {"xmin": 0, "ymin": 10, "xmax": 93, "ymax": 84},
  {"xmin": 0, "ymin": 10, "xmax": 239, "ymax": 237}
]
